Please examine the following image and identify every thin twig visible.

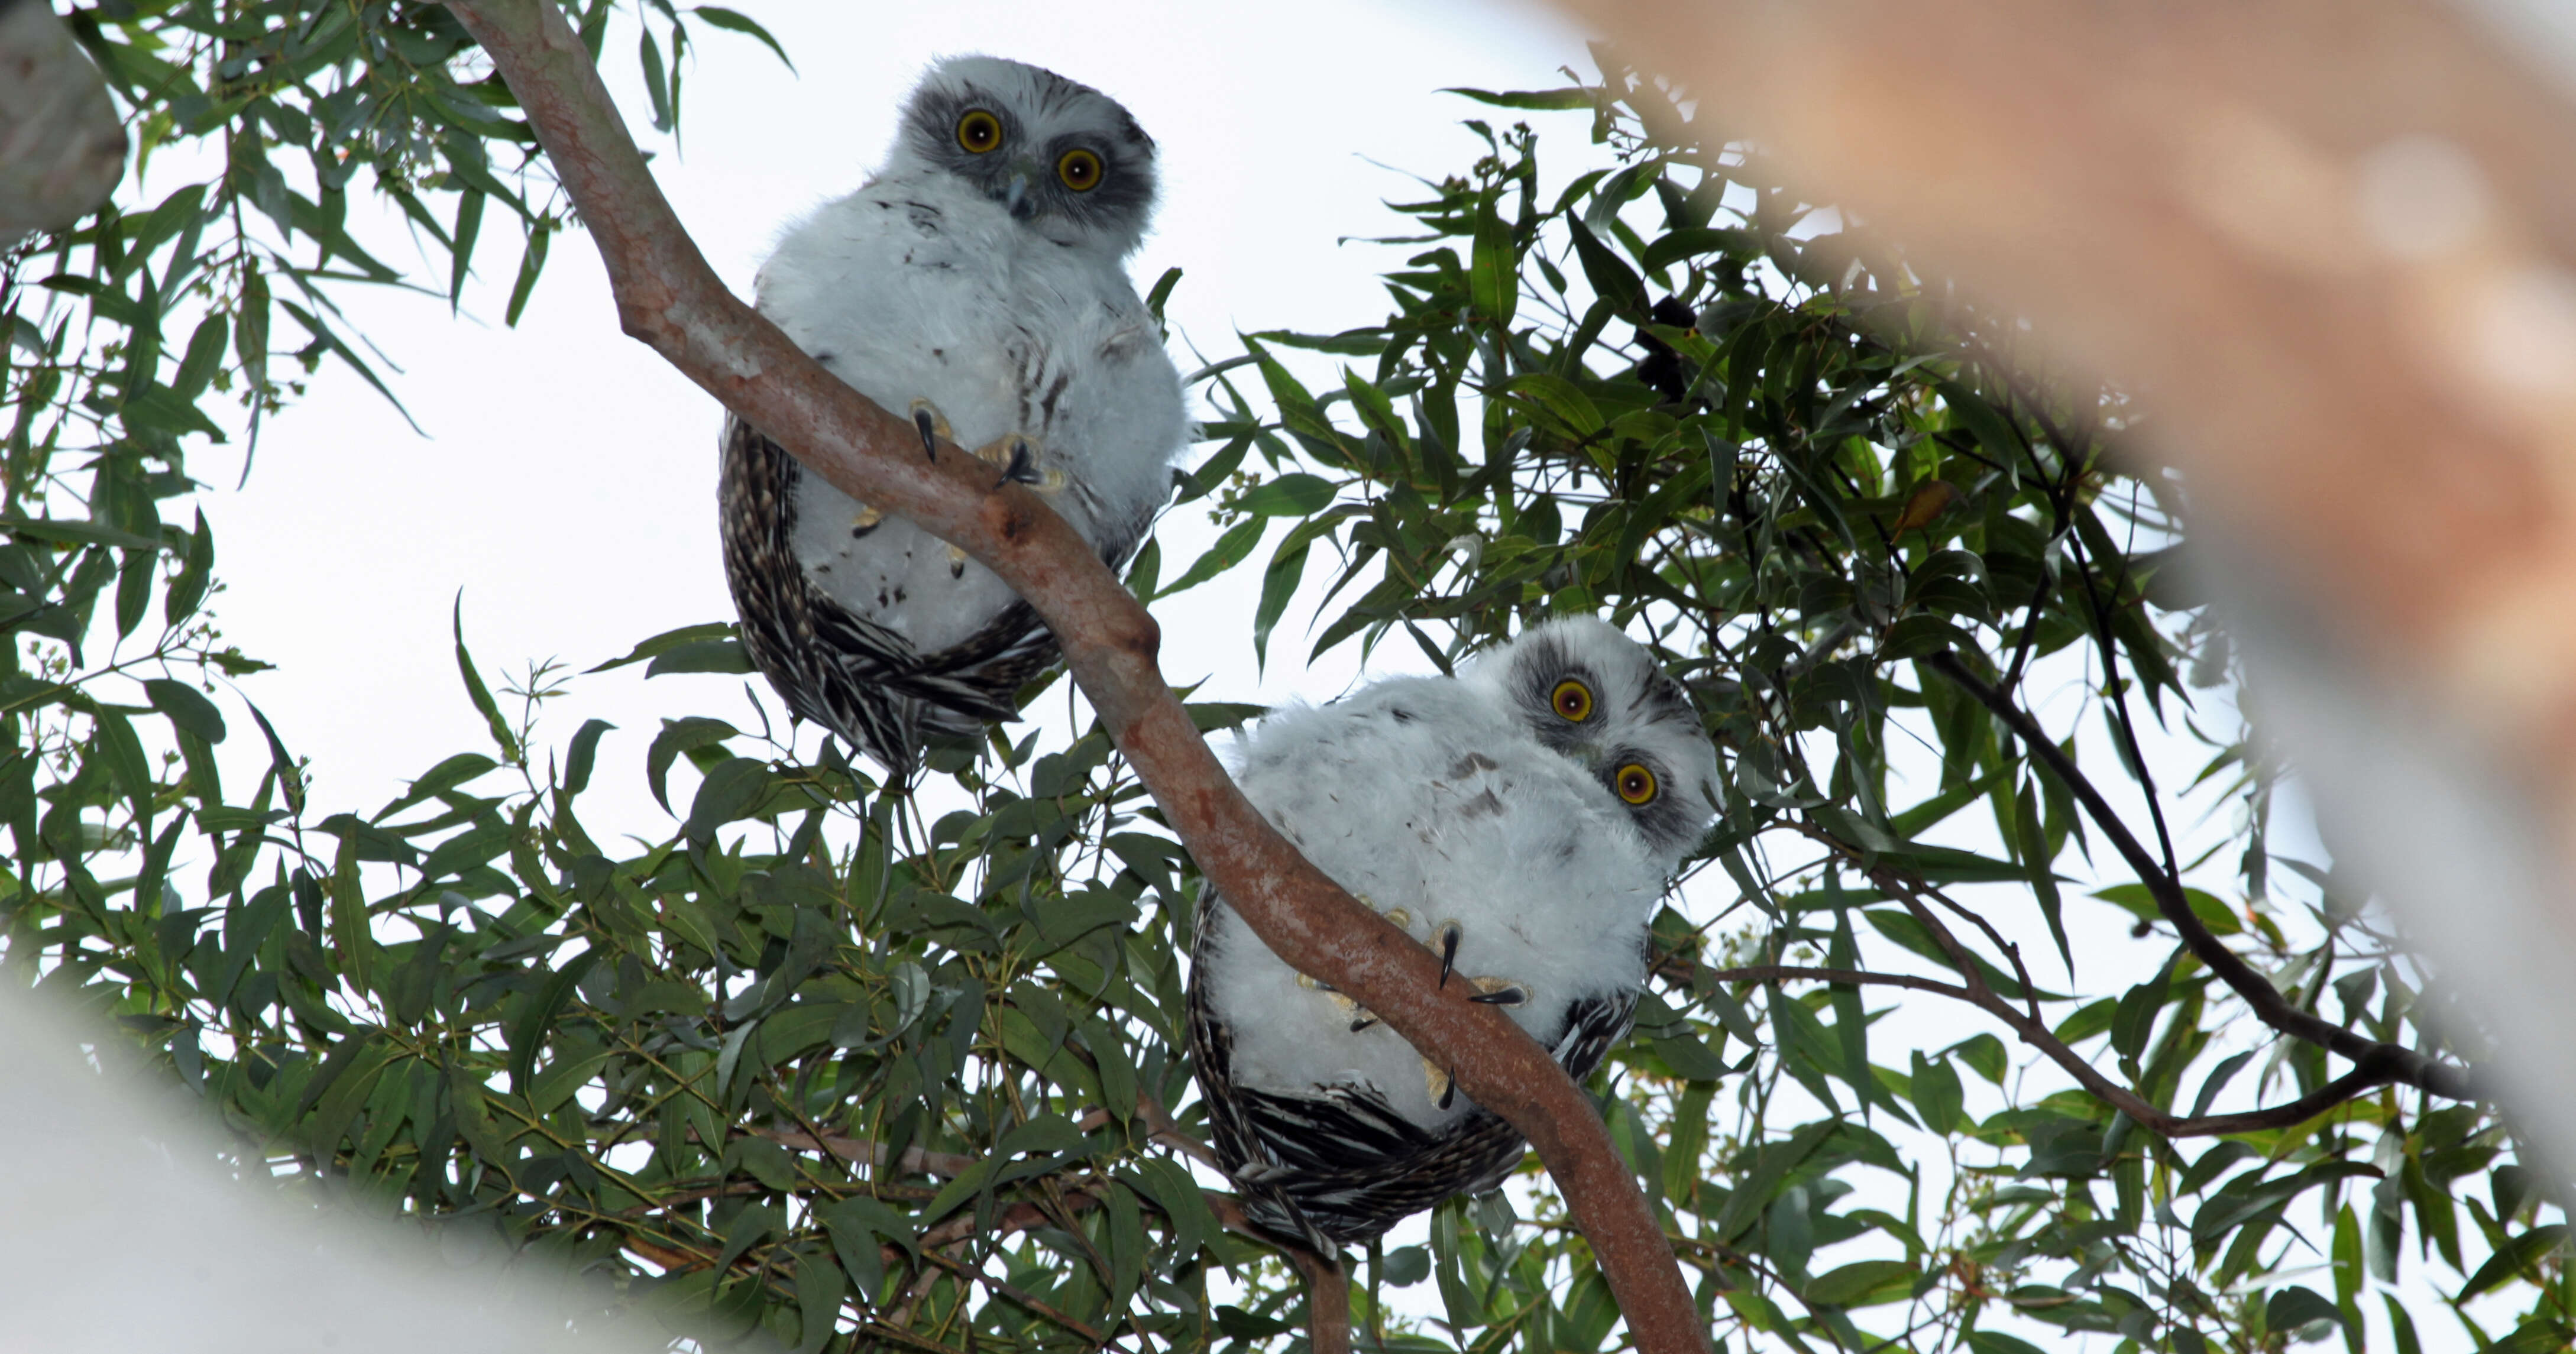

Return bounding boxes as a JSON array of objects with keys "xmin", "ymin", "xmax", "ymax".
[
  {"xmin": 1922, "ymin": 649, "xmax": 2476, "ymax": 1102},
  {"xmin": 1703, "ymin": 954, "xmax": 2422, "ymax": 1138}
]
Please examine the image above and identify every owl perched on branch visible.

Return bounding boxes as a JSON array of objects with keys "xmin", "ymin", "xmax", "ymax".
[
  {"xmin": 720, "ymin": 56, "xmax": 1186, "ymax": 771},
  {"xmin": 1187, "ymin": 618, "xmax": 1721, "ymax": 1248}
]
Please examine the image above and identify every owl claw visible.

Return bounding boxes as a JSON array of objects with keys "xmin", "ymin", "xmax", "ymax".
[
  {"xmin": 1433, "ymin": 920, "xmax": 1462, "ymax": 988},
  {"xmin": 967, "ymin": 432, "xmax": 1051, "ymax": 491},
  {"xmin": 1467, "ymin": 977, "xmax": 1529, "ymax": 1007},
  {"xmin": 1320, "ymin": 989, "xmax": 1378, "ymax": 1032},
  {"xmin": 850, "ymin": 505, "xmax": 884, "ymax": 539},
  {"xmin": 909, "ymin": 399, "xmax": 953, "ymax": 461},
  {"xmin": 946, "ymin": 543, "xmax": 967, "ymax": 579},
  {"xmin": 1424, "ymin": 1061, "xmax": 1458, "ymax": 1111}
]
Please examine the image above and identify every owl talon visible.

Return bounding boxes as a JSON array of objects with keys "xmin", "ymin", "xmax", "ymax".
[
  {"xmin": 1425, "ymin": 1061, "xmax": 1458, "ymax": 1111},
  {"xmin": 946, "ymin": 543, "xmax": 967, "ymax": 579},
  {"xmin": 966, "ymin": 432, "xmax": 1051, "ymax": 491},
  {"xmin": 1321, "ymin": 989, "xmax": 1379, "ymax": 1032},
  {"xmin": 849, "ymin": 505, "xmax": 884, "ymax": 539},
  {"xmin": 909, "ymin": 399, "xmax": 953, "ymax": 461},
  {"xmin": 1467, "ymin": 977, "xmax": 1529, "ymax": 1007},
  {"xmin": 1433, "ymin": 920, "xmax": 1462, "ymax": 989}
]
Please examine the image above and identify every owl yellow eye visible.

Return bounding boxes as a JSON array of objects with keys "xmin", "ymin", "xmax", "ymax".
[
  {"xmin": 1615, "ymin": 763, "xmax": 1659, "ymax": 805},
  {"xmin": 1057, "ymin": 148, "xmax": 1103, "ymax": 191},
  {"xmin": 1550, "ymin": 679, "xmax": 1593, "ymax": 723},
  {"xmin": 956, "ymin": 109, "xmax": 1003, "ymax": 153}
]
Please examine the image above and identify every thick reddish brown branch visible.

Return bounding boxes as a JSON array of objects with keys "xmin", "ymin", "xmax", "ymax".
[{"xmin": 435, "ymin": 3, "xmax": 1703, "ymax": 1350}]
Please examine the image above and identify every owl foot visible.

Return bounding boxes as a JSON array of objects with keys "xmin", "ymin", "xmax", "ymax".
[
  {"xmin": 971, "ymin": 432, "xmax": 1066, "ymax": 494},
  {"xmin": 909, "ymin": 399, "xmax": 953, "ymax": 461},
  {"xmin": 1296, "ymin": 903, "xmax": 1526, "ymax": 1058},
  {"xmin": 1299, "ymin": 973, "xmax": 1379, "ymax": 1033},
  {"xmin": 1415, "ymin": 916, "xmax": 1527, "ymax": 1009},
  {"xmin": 946, "ymin": 543, "xmax": 967, "ymax": 579},
  {"xmin": 1423, "ymin": 1061, "xmax": 1459, "ymax": 1112},
  {"xmin": 849, "ymin": 505, "xmax": 884, "ymax": 539}
]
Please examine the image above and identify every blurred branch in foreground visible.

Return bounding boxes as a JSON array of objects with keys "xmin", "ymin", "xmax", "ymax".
[{"xmin": 0, "ymin": 0, "xmax": 125, "ymax": 245}]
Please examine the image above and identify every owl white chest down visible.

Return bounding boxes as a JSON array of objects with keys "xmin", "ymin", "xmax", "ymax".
[
  {"xmin": 753, "ymin": 171, "xmax": 1183, "ymax": 653},
  {"xmin": 1186, "ymin": 617, "xmax": 1721, "ymax": 1245},
  {"xmin": 1200, "ymin": 677, "xmax": 1669, "ymax": 1131}
]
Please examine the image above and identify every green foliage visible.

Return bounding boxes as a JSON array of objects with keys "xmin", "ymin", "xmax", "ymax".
[{"xmin": 4, "ymin": 17, "xmax": 2567, "ymax": 1354}]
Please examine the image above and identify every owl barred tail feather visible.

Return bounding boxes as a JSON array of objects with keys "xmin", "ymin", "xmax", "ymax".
[
  {"xmin": 720, "ymin": 419, "xmax": 1091, "ymax": 772},
  {"xmin": 1189, "ymin": 894, "xmax": 1642, "ymax": 1248}
]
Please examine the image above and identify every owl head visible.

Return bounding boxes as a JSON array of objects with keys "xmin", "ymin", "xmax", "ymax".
[
  {"xmin": 891, "ymin": 56, "xmax": 1159, "ymax": 256},
  {"xmin": 1464, "ymin": 617, "xmax": 1721, "ymax": 869}
]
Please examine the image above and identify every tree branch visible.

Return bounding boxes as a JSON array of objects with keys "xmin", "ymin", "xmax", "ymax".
[
  {"xmin": 435, "ymin": 4, "xmax": 1700, "ymax": 1349},
  {"xmin": 1921, "ymin": 650, "xmax": 2475, "ymax": 1102},
  {"xmin": 1703, "ymin": 951, "xmax": 2415, "ymax": 1138}
]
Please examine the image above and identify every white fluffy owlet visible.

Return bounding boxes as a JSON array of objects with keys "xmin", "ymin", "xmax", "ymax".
[
  {"xmin": 1187, "ymin": 617, "xmax": 1721, "ymax": 1247},
  {"xmin": 720, "ymin": 57, "xmax": 1187, "ymax": 770}
]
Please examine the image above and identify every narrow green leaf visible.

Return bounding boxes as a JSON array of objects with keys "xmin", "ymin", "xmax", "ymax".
[
  {"xmin": 591, "ymin": 620, "xmax": 738, "ymax": 672},
  {"xmin": 1235, "ymin": 473, "xmax": 1335, "ymax": 518},
  {"xmin": 792, "ymin": 1248, "xmax": 845, "ymax": 1354},
  {"xmin": 564, "ymin": 718, "xmax": 613, "ymax": 796},
  {"xmin": 2458, "ymin": 1224, "xmax": 2569, "ymax": 1302},
  {"xmin": 244, "ymin": 701, "xmax": 305, "ymax": 815},
  {"xmin": 448, "ymin": 189, "xmax": 485, "ymax": 306},
  {"xmin": 1469, "ymin": 192, "xmax": 1517, "ymax": 328},
  {"xmin": 637, "ymin": 30, "xmax": 673, "ymax": 132},
  {"xmin": 145, "ymin": 678, "xmax": 224, "ymax": 744},
  {"xmin": 691, "ymin": 6, "xmax": 796, "ymax": 70},
  {"xmin": 506, "ymin": 946, "xmax": 598, "ymax": 1090},
  {"xmin": 1145, "ymin": 265, "xmax": 1180, "ymax": 328},
  {"xmin": 1154, "ymin": 517, "xmax": 1263, "ymax": 598},
  {"xmin": 164, "ymin": 508, "xmax": 213, "ymax": 624},
  {"xmin": 1909, "ymin": 1050, "xmax": 1963, "ymax": 1135},
  {"xmin": 451, "ymin": 595, "xmax": 521, "ymax": 763},
  {"xmin": 646, "ymin": 717, "xmax": 739, "ymax": 812},
  {"xmin": 645, "ymin": 637, "xmax": 752, "ymax": 676},
  {"xmin": 1251, "ymin": 532, "xmax": 1311, "ymax": 670},
  {"xmin": 1442, "ymin": 86, "xmax": 1595, "ymax": 111},
  {"xmin": 506, "ymin": 222, "xmax": 551, "ymax": 327}
]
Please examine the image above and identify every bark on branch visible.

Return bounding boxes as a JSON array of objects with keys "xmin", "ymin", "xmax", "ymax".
[
  {"xmin": 1923, "ymin": 650, "xmax": 2477, "ymax": 1103},
  {"xmin": 435, "ymin": 3, "xmax": 1702, "ymax": 1350}
]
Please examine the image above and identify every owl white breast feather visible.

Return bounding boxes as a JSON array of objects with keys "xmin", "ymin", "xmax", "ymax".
[
  {"xmin": 719, "ymin": 56, "xmax": 1186, "ymax": 769},
  {"xmin": 753, "ymin": 172, "xmax": 1183, "ymax": 655},
  {"xmin": 1197, "ymin": 617, "xmax": 1719, "ymax": 1133}
]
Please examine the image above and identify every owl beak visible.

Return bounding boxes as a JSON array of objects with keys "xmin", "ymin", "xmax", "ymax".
[{"xmin": 1003, "ymin": 167, "xmax": 1035, "ymax": 220}]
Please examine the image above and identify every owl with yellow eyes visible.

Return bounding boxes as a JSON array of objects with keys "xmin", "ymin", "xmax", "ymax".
[
  {"xmin": 720, "ymin": 56, "xmax": 1186, "ymax": 771},
  {"xmin": 1186, "ymin": 617, "xmax": 1721, "ymax": 1248}
]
